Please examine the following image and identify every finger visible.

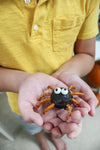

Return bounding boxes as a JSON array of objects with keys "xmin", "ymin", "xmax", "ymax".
[
  {"xmin": 57, "ymin": 110, "xmax": 69, "ymax": 121},
  {"xmin": 59, "ymin": 122, "xmax": 78, "ymax": 135},
  {"xmin": 57, "ymin": 72, "xmax": 98, "ymax": 116},
  {"xmin": 57, "ymin": 99, "xmax": 90, "ymax": 120},
  {"xmin": 73, "ymin": 98, "xmax": 90, "ymax": 117},
  {"xmin": 57, "ymin": 108, "xmax": 82, "ymax": 123},
  {"xmin": 88, "ymin": 98, "xmax": 98, "ymax": 116},
  {"xmin": 70, "ymin": 110, "xmax": 81, "ymax": 124},
  {"xmin": 85, "ymin": 95, "xmax": 98, "ymax": 116},
  {"xmin": 48, "ymin": 118, "xmax": 62, "ymax": 127},
  {"xmin": 67, "ymin": 121, "xmax": 82, "ymax": 139},
  {"xmin": 18, "ymin": 102, "xmax": 43, "ymax": 126},
  {"xmin": 74, "ymin": 107, "xmax": 89, "ymax": 117},
  {"xmin": 22, "ymin": 111, "xmax": 43, "ymax": 126},
  {"xmin": 42, "ymin": 108, "xmax": 57, "ymax": 122},
  {"xmin": 43, "ymin": 116, "xmax": 62, "ymax": 128},
  {"xmin": 80, "ymin": 83, "xmax": 98, "ymax": 116},
  {"xmin": 51, "ymin": 127, "xmax": 62, "ymax": 138},
  {"xmin": 77, "ymin": 97, "xmax": 90, "ymax": 111},
  {"xmin": 44, "ymin": 122, "xmax": 53, "ymax": 132}
]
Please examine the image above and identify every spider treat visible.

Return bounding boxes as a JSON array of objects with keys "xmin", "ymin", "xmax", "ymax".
[{"xmin": 36, "ymin": 85, "xmax": 85, "ymax": 120}]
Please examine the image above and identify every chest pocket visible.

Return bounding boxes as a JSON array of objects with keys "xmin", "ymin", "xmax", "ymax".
[{"xmin": 52, "ymin": 16, "xmax": 84, "ymax": 52}]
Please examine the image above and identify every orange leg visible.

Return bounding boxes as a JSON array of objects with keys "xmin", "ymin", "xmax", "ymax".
[
  {"xmin": 47, "ymin": 85, "xmax": 54, "ymax": 91},
  {"xmin": 43, "ymin": 103, "xmax": 55, "ymax": 115},
  {"xmin": 37, "ymin": 97, "xmax": 51, "ymax": 108},
  {"xmin": 68, "ymin": 85, "xmax": 76, "ymax": 91},
  {"xmin": 37, "ymin": 92, "xmax": 51, "ymax": 101},
  {"xmin": 72, "ymin": 98, "xmax": 79, "ymax": 105},
  {"xmin": 66, "ymin": 104, "xmax": 71, "ymax": 120},
  {"xmin": 71, "ymin": 92, "xmax": 85, "ymax": 96}
]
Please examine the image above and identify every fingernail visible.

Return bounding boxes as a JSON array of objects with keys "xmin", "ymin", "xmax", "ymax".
[
  {"xmin": 90, "ymin": 107, "xmax": 95, "ymax": 116},
  {"xmin": 38, "ymin": 118, "xmax": 43, "ymax": 126},
  {"xmin": 68, "ymin": 133, "xmax": 76, "ymax": 139}
]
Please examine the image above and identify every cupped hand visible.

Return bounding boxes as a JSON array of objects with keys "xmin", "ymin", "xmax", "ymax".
[
  {"xmin": 43, "ymin": 94, "xmax": 89, "ymax": 138},
  {"xmin": 45, "ymin": 71, "xmax": 98, "ymax": 139},
  {"xmin": 18, "ymin": 72, "xmax": 85, "ymax": 139},
  {"xmin": 44, "ymin": 109, "xmax": 82, "ymax": 139},
  {"xmin": 55, "ymin": 72, "xmax": 98, "ymax": 116},
  {"xmin": 18, "ymin": 72, "xmax": 68, "ymax": 126}
]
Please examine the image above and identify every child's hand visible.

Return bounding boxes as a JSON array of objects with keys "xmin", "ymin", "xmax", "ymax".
[
  {"xmin": 18, "ymin": 72, "xmax": 86, "ymax": 139},
  {"xmin": 44, "ymin": 110, "xmax": 82, "ymax": 139},
  {"xmin": 54, "ymin": 72, "xmax": 98, "ymax": 116},
  {"xmin": 43, "ymin": 92, "xmax": 89, "ymax": 138},
  {"xmin": 44, "ymin": 71, "xmax": 98, "ymax": 139},
  {"xmin": 18, "ymin": 72, "xmax": 68, "ymax": 126}
]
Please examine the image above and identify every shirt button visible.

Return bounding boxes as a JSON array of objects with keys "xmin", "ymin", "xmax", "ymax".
[
  {"xmin": 24, "ymin": 0, "xmax": 30, "ymax": 4},
  {"xmin": 34, "ymin": 25, "xmax": 38, "ymax": 31}
]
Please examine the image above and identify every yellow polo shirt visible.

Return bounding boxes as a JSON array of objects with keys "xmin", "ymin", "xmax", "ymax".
[{"xmin": 0, "ymin": 0, "xmax": 99, "ymax": 115}]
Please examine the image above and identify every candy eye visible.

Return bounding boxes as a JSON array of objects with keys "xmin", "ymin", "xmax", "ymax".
[
  {"xmin": 61, "ymin": 88, "xmax": 68, "ymax": 95},
  {"xmin": 54, "ymin": 87, "xmax": 61, "ymax": 94}
]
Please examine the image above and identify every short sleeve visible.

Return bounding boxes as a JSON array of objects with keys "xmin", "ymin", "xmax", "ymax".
[{"xmin": 77, "ymin": 0, "xmax": 99, "ymax": 39}]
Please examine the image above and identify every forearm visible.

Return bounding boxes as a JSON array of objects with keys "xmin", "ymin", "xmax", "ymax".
[
  {"xmin": 0, "ymin": 67, "xmax": 30, "ymax": 93},
  {"xmin": 53, "ymin": 53, "xmax": 95, "ymax": 78}
]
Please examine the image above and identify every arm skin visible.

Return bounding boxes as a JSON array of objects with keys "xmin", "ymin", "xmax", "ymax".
[
  {"xmin": 0, "ymin": 67, "xmax": 30, "ymax": 92},
  {"xmin": 53, "ymin": 37, "xmax": 96, "ymax": 78}
]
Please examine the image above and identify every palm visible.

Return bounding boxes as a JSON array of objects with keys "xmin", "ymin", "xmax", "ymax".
[
  {"xmin": 18, "ymin": 72, "xmax": 88, "ymax": 138},
  {"xmin": 57, "ymin": 72, "xmax": 98, "ymax": 116},
  {"xmin": 18, "ymin": 72, "xmax": 67, "ymax": 126}
]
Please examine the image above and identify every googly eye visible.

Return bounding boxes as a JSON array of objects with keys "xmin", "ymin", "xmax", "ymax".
[
  {"xmin": 61, "ymin": 88, "xmax": 68, "ymax": 95},
  {"xmin": 54, "ymin": 87, "xmax": 61, "ymax": 94}
]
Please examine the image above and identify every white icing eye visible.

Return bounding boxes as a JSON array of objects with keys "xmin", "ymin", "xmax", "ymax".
[
  {"xmin": 61, "ymin": 88, "xmax": 68, "ymax": 95},
  {"xmin": 54, "ymin": 87, "xmax": 61, "ymax": 94}
]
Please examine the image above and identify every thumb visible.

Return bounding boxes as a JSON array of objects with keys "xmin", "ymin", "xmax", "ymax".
[
  {"xmin": 30, "ymin": 111, "xmax": 43, "ymax": 126},
  {"xmin": 22, "ymin": 111, "xmax": 43, "ymax": 126},
  {"xmin": 18, "ymin": 102, "xmax": 43, "ymax": 126}
]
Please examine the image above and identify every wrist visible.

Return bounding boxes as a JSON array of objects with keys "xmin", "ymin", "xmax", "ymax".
[
  {"xmin": 0, "ymin": 67, "xmax": 31, "ymax": 93},
  {"xmin": 52, "ymin": 64, "xmax": 81, "ymax": 79},
  {"xmin": 16, "ymin": 72, "xmax": 31, "ymax": 93},
  {"xmin": 52, "ymin": 70, "xmax": 79, "ymax": 80}
]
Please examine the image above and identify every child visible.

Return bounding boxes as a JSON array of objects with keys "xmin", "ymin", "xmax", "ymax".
[{"xmin": 0, "ymin": 0, "xmax": 99, "ymax": 150}]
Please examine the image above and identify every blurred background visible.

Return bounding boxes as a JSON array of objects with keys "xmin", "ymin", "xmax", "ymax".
[{"xmin": 0, "ymin": 9, "xmax": 100, "ymax": 150}]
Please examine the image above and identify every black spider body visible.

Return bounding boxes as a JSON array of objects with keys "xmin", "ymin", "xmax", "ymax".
[
  {"xmin": 37, "ymin": 85, "xmax": 85, "ymax": 119},
  {"xmin": 51, "ymin": 88, "xmax": 73, "ymax": 109}
]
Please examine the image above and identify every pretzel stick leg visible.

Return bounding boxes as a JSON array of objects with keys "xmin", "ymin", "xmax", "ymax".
[
  {"xmin": 66, "ymin": 104, "xmax": 71, "ymax": 120},
  {"xmin": 72, "ymin": 98, "xmax": 79, "ymax": 105},
  {"xmin": 71, "ymin": 92, "xmax": 85, "ymax": 96},
  {"xmin": 47, "ymin": 85, "xmax": 54, "ymax": 91},
  {"xmin": 37, "ymin": 92, "xmax": 51, "ymax": 101},
  {"xmin": 68, "ymin": 85, "xmax": 76, "ymax": 91},
  {"xmin": 37, "ymin": 97, "xmax": 51, "ymax": 108},
  {"xmin": 43, "ymin": 103, "xmax": 55, "ymax": 115}
]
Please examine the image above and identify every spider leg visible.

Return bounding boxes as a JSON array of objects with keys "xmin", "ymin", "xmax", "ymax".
[
  {"xmin": 37, "ymin": 85, "xmax": 54, "ymax": 101},
  {"xmin": 43, "ymin": 103, "xmax": 55, "ymax": 115},
  {"xmin": 72, "ymin": 98, "xmax": 79, "ymax": 105},
  {"xmin": 71, "ymin": 92, "xmax": 85, "ymax": 96},
  {"xmin": 37, "ymin": 97, "xmax": 51, "ymax": 108},
  {"xmin": 37, "ymin": 92, "xmax": 51, "ymax": 101},
  {"xmin": 66, "ymin": 104, "xmax": 71, "ymax": 120},
  {"xmin": 47, "ymin": 85, "xmax": 54, "ymax": 91},
  {"xmin": 68, "ymin": 85, "xmax": 76, "ymax": 91}
]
